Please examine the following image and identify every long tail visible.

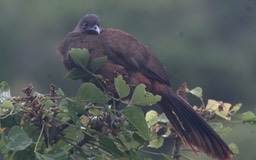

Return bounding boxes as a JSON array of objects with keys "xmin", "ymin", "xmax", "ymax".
[{"xmin": 159, "ymin": 87, "xmax": 233, "ymax": 160}]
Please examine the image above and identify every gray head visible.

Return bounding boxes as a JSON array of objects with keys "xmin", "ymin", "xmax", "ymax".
[{"xmin": 74, "ymin": 14, "xmax": 101, "ymax": 34}]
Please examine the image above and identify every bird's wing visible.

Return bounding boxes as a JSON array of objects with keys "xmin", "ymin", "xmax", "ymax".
[{"xmin": 100, "ymin": 28, "xmax": 171, "ymax": 86}]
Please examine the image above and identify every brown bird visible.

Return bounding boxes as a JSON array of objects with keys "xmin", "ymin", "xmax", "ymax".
[{"xmin": 58, "ymin": 14, "xmax": 233, "ymax": 160}]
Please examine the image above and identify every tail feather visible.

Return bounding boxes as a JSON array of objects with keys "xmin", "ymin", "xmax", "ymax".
[{"xmin": 159, "ymin": 88, "xmax": 233, "ymax": 160}]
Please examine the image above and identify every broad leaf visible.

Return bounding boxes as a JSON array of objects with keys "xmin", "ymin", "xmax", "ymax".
[
  {"xmin": 209, "ymin": 122, "xmax": 232, "ymax": 136},
  {"xmin": 116, "ymin": 130, "xmax": 145, "ymax": 151},
  {"xmin": 90, "ymin": 56, "xmax": 107, "ymax": 72},
  {"xmin": 98, "ymin": 136, "xmax": 124, "ymax": 157},
  {"xmin": 35, "ymin": 147, "xmax": 69, "ymax": 160},
  {"xmin": 189, "ymin": 87, "xmax": 203, "ymax": 98},
  {"xmin": 55, "ymin": 87, "xmax": 65, "ymax": 97},
  {"xmin": 69, "ymin": 48, "xmax": 89, "ymax": 68},
  {"xmin": 114, "ymin": 75, "xmax": 130, "ymax": 99},
  {"xmin": 4, "ymin": 126, "xmax": 32, "ymax": 151},
  {"xmin": 148, "ymin": 137, "xmax": 164, "ymax": 149},
  {"xmin": 76, "ymin": 83, "xmax": 110, "ymax": 104},
  {"xmin": 158, "ymin": 113, "xmax": 169, "ymax": 123},
  {"xmin": 229, "ymin": 143, "xmax": 239, "ymax": 154},
  {"xmin": 131, "ymin": 84, "xmax": 161, "ymax": 106},
  {"xmin": 206, "ymin": 99, "xmax": 232, "ymax": 120},
  {"xmin": 64, "ymin": 67, "xmax": 89, "ymax": 80},
  {"xmin": 0, "ymin": 101, "xmax": 15, "ymax": 110},
  {"xmin": 121, "ymin": 106, "xmax": 150, "ymax": 140},
  {"xmin": 145, "ymin": 110, "xmax": 158, "ymax": 127},
  {"xmin": 236, "ymin": 111, "xmax": 256, "ymax": 125}
]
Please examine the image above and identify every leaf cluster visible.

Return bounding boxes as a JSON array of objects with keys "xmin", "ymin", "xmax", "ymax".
[{"xmin": 0, "ymin": 48, "xmax": 254, "ymax": 160}]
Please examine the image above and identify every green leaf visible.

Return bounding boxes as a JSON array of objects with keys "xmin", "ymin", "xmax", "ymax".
[
  {"xmin": 3, "ymin": 126, "xmax": 32, "ymax": 151},
  {"xmin": 71, "ymin": 148, "xmax": 92, "ymax": 160},
  {"xmin": 76, "ymin": 83, "xmax": 110, "ymax": 104},
  {"xmin": 189, "ymin": 87, "xmax": 203, "ymax": 98},
  {"xmin": 42, "ymin": 99, "xmax": 55, "ymax": 108},
  {"xmin": 131, "ymin": 84, "xmax": 161, "ymax": 106},
  {"xmin": 114, "ymin": 75, "xmax": 130, "ymax": 99},
  {"xmin": 209, "ymin": 122, "xmax": 232, "ymax": 136},
  {"xmin": 35, "ymin": 146, "xmax": 69, "ymax": 160},
  {"xmin": 145, "ymin": 110, "xmax": 158, "ymax": 127},
  {"xmin": 230, "ymin": 103, "xmax": 242, "ymax": 114},
  {"xmin": 236, "ymin": 111, "xmax": 256, "ymax": 121},
  {"xmin": 158, "ymin": 113, "xmax": 169, "ymax": 123},
  {"xmin": 0, "ymin": 101, "xmax": 15, "ymax": 110},
  {"xmin": 116, "ymin": 130, "xmax": 145, "ymax": 151},
  {"xmin": 0, "ymin": 81, "xmax": 9, "ymax": 91},
  {"xmin": 57, "ymin": 125, "xmax": 84, "ymax": 151},
  {"xmin": 229, "ymin": 143, "xmax": 239, "ymax": 154},
  {"xmin": 88, "ymin": 108, "xmax": 104, "ymax": 116},
  {"xmin": 121, "ymin": 106, "xmax": 150, "ymax": 140},
  {"xmin": 148, "ymin": 137, "xmax": 164, "ymax": 149},
  {"xmin": 12, "ymin": 149, "xmax": 35, "ymax": 160},
  {"xmin": 98, "ymin": 136, "xmax": 124, "ymax": 157},
  {"xmin": 90, "ymin": 56, "xmax": 107, "ymax": 72},
  {"xmin": 64, "ymin": 67, "xmax": 89, "ymax": 80},
  {"xmin": 79, "ymin": 115, "xmax": 90, "ymax": 127},
  {"xmin": 236, "ymin": 111, "xmax": 256, "ymax": 125},
  {"xmin": 69, "ymin": 48, "xmax": 89, "ymax": 68},
  {"xmin": 0, "ymin": 81, "xmax": 11, "ymax": 102},
  {"xmin": 55, "ymin": 88, "xmax": 65, "ymax": 97}
]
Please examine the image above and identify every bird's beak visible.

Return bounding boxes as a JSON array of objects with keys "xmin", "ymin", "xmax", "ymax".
[{"xmin": 86, "ymin": 25, "xmax": 101, "ymax": 35}]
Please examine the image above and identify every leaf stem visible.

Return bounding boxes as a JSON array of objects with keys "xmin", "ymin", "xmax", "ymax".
[{"xmin": 34, "ymin": 123, "xmax": 45, "ymax": 152}]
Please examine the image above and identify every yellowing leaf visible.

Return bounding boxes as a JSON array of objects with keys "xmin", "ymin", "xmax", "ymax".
[{"xmin": 206, "ymin": 99, "xmax": 232, "ymax": 120}]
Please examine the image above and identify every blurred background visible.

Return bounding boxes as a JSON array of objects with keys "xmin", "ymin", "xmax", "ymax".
[{"xmin": 0, "ymin": 0, "xmax": 255, "ymax": 159}]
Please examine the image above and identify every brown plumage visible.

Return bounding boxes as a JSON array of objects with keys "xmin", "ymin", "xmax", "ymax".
[{"xmin": 58, "ymin": 14, "xmax": 233, "ymax": 160}]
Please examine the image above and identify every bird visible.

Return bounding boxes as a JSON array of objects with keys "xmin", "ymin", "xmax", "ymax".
[{"xmin": 58, "ymin": 14, "xmax": 233, "ymax": 160}]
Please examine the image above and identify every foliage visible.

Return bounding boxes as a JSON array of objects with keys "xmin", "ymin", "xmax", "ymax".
[{"xmin": 0, "ymin": 48, "xmax": 254, "ymax": 160}]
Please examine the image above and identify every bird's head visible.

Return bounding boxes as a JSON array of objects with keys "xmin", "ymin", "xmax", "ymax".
[{"xmin": 74, "ymin": 14, "xmax": 101, "ymax": 35}]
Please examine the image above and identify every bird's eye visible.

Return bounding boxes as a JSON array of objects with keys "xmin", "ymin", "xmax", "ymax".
[{"xmin": 83, "ymin": 23, "xmax": 88, "ymax": 27}]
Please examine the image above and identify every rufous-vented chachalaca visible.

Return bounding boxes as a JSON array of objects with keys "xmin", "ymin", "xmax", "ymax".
[{"xmin": 58, "ymin": 14, "xmax": 233, "ymax": 160}]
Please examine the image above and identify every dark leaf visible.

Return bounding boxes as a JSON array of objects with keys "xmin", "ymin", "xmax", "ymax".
[
  {"xmin": 98, "ymin": 136, "xmax": 124, "ymax": 157},
  {"xmin": 35, "ymin": 146, "xmax": 69, "ymax": 160},
  {"xmin": 64, "ymin": 67, "xmax": 89, "ymax": 80}
]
